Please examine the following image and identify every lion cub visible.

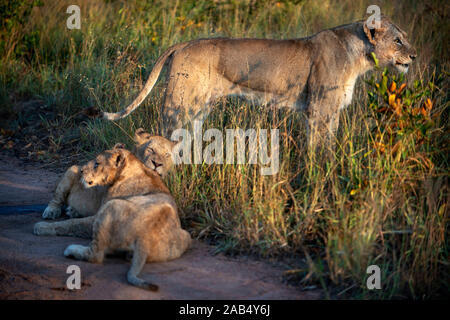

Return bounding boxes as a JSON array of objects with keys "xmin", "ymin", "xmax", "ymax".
[
  {"xmin": 39, "ymin": 129, "xmax": 177, "ymax": 222},
  {"xmin": 133, "ymin": 127, "xmax": 178, "ymax": 177},
  {"xmin": 61, "ymin": 147, "xmax": 190, "ymax": 291}
]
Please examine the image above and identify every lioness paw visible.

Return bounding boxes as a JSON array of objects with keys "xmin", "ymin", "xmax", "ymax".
[{"xmin": 42, "ymin": 205, "xmax": 61, "ymax": 219}]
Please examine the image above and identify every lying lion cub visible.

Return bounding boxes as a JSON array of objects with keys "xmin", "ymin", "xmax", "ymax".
[
  {"xmin": 42, "ymin": 146, "xmax": 191, "ymax": 291},
  {"xmin": 38, "ymin": 128, "xmax": 177, "ymax": 222}
]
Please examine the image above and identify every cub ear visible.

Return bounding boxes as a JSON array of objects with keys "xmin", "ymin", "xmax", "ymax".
[
  {"xmin": 171, "ymin": 139, "xmax": 186, "ymax": 163},
  {"xmin": 134, "ymin": 128, "xmax": 149, "ymax": 144},
  {"xmin": 172, "ymin": 140, "xmax": 182, "ymax": 152},
  {"xmin": 113, "ymin": 143, "xmax": 126, "ymax": 150},
  {"xmin": 114, "ymin": 150, "xmax": 126, "ymax": 168}
]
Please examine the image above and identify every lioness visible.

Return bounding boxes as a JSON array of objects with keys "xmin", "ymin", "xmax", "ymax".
[
  {"xmin": 39, "ymin": 129, "xmax": 177, "ymax": 221},
  {"xmin": 88, "ymin": 16, "xmax": 416, "ymax": 144},
  {"xmin": 39, "ymin": 147, "xmax": 191, "ymax": 290}
]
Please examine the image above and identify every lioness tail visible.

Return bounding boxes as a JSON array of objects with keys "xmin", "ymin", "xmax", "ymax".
[{"xmin": 87, "ymin": 42, "xmax": 189, "ymax": 121}]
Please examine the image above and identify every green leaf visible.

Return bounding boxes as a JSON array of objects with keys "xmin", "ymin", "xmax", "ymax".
[
  {"xmin": 380, "ymin": 75, "xmax": 388, "ymax": 96},
  {"xmin": 370, "ymin": 52, "xmax": 379, "ymax": 68}
]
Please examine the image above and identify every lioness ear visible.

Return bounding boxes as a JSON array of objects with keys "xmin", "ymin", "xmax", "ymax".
[
  {"xmin": 363, "ymin": 19, "xmax": 386, "ymax": 45},
  {"xmin": 363, "ymin": 22, "xmax": 376, "ymax": 45}
]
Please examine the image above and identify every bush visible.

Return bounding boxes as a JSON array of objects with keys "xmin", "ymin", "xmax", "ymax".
[{"xmin": 0, "ymin": 0, "xmax": 43, "ymax": 59}]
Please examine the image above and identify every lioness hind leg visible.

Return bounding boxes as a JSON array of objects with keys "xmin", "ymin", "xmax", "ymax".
[
  {"xmin": 127, "ymin": 245, "xmax": 158, "ymax": 291},
  {"xmin": 43, "ymin": 165, "xmax": 81, "ymax": 219},
  {"xmin": 162, "ymin": 66, "xmax": 214, "ymax": 137},
  {"xmin": 34, "ymin": 215, "xmax": 95, "ymax": 238}
]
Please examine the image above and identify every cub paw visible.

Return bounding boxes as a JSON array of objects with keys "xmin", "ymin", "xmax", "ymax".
[
  {"xmin": 42, "ymin": 205, "xmax": 61, "ymax": 219},
  {"xmin": 64, "ymin": 244, "xmax": 88, "ymax": 260},
  {"xmin": 66, "ymin": 206, "xmax": 82, "ymax": 218},
  {"xmin": 34, "ymin": 221, "xmax": 56, "ymax": 236}
]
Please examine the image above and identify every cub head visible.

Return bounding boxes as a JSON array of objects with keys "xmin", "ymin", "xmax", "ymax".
[
  {"xmin": 80, "ymin": 146, "xmax": 128, "ymax": 188},
  {"xmin": 363, "ymin": 16, "xmax": 416, "ymax": 73},
  {"xmin": 133, "ymin": 128, "xmax": 178, "ymax": 177}
]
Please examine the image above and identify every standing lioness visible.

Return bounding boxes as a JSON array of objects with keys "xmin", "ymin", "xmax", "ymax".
[
  {"xmin": 88, "ymin": 16, "xmax": 416, "ymax": 144},
  {"xmin": 59, "ymin": 147, "xmax": 190, "ymax": 291}
]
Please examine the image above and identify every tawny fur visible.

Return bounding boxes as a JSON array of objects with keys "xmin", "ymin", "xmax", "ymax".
[
  {"xmin": 94, "ymin": 16, "xmax": 416, "ymax": 146},
  {"xmin": 133, "ymin": 128, "xmax": 179, "ymax": 176},
  {"xmin": 37, "ymin": 147, "xmax": 191, "ymax": 291},
  {"xmin": 36, "ymin": 129, "xmax": 176, "ymax": 223}
]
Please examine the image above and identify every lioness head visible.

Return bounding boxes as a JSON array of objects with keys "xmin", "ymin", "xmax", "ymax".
[
  {"xmin": 133, "ymin": 128, "xmax": 177, "ymax": 177},
  {"xmin": 363, "ymin": 16, "xmax": 416, "ymax": 73},
  {"xmin": 80, "ymin": 146, "xmax": 128, "ymax": 188}
]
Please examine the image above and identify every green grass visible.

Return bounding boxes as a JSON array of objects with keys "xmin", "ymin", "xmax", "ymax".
[{"xmin": 0, "ymin": 0, "xmax": 448, "ymax": 299}]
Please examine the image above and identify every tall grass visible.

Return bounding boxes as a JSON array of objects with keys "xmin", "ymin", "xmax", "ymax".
[{"xmin": 0, "ymin": 0, "xmax": 448, "ymax": 298}]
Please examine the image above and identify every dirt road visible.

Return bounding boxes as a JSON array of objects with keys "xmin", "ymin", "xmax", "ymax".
[{"xmin": 0, "ymin": 153, "xmax": 320, "ymax": 299}]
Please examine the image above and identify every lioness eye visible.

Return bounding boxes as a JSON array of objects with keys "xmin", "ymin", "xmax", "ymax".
[
  {"xmin": 94, "ymin": 162, "xmax": 99, "ymax": 169},
  {"xmin": 394, "ymin": 38, "xmax": 402, "ymax": 46}
]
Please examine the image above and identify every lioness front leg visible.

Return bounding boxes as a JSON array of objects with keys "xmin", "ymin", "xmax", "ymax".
[
  {"xmin": 43, "ymin": 165, "xmax": 81, "ymax": 219},
  {"xmin": 307, "ymin": 113, "xmax": 341, "ymax": 151},
  {"xmin": 34, "ymin": 215, "xmax": 95, "ymax": 238}
]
